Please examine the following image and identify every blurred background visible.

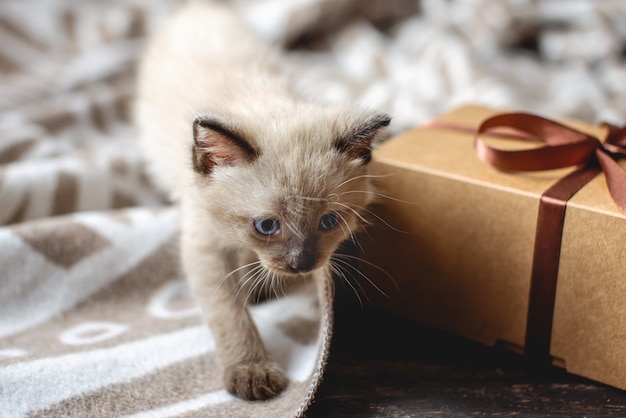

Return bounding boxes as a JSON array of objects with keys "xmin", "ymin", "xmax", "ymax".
[
  {"xmin": 0, "ymin": 0, "xmax": 625, "ymax": 223},
  {"xmin": 1, "ymin": 0, "xmax": 625, "ymax": 139}
]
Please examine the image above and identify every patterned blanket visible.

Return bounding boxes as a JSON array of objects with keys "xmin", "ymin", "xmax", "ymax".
[{"xmin": 1, "ymin": 0, "xmax": 625, "ymax": 416}]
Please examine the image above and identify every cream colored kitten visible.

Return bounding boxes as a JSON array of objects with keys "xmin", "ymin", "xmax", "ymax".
[{"xmin": 135, "ymin": 1, "xmax": 390, "ymax": 401}]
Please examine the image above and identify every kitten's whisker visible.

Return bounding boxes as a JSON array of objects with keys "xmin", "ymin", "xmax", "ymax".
[
  {"xmin": 223, "ymin": 260, "xmax": 263, "ymax": 281},
  {"xmin": 330, "ymin": 189, "xmax": 414, "ymax": 205},
  {"xmin": 331, "ymin": 256, "xmax": 389, "ymax": 301},
  {"xmin": 337, "ymin": 201, "xmax": 407, "ymax": 234},
  {"xmin": 242, "ymin": 267, "xmax": 269, "ymax": 308},
  {"xmin": 350, "ymin": 233, "xmax": 364, "ymax": 253},
  {"xmin": 335, "ymin": 212, "xmax": 353, "ymax": 242},
  {"xmin": 332, "ymin": 260, "xmax": 372, "ymax": 305},
  {"xmin": 334, "ymin": 253, "xmax": 399, "ymax": 293},
  {"xmin": 283, "ymin": 217, "xmax": 305, "ymax": 240},
  {"xmin": 358, "ymin": 205, "xmax": 407, "ymax": 234},
  {"xmin": 216, "ymin": 260, "xmax": 263, "ymax": 293},
  {"xmin": 358, "ymin": 224, "xmax": 374, "ymax": 245},
  {"xmin": 264, "ymin": 234, "xmax": 272, "ymax": 249},
  {"xmin": 237, "ymin": 264, "xmax": 267, "ymax": 304},
  {"xmin": 336, "ymin": 212, "xmax": 364, "ymax": 253},
  {"xmin": 333, "ymin": 173, "xmax": 392, "ymax": 191},
  {"xmin": 290, "ymin": 195, "xmax": 329, "ymax": 203},
  {"xmin": 236, "ymin": 264, "xmax": 264, "ymax": 290},
  {"xmin": 262, "ymin": 270, "xmax": 274, "ymax": 302},
  {"xmin": 330, "ymin": 261, "xmax": 364, "ymax": 307},
  {"xmin": 251, "ymin": 272, "xmax": 268, "ymax": 305},
  {"xmin": 287, "ymin": 206, "xmax": 304, "ymax": 217},
  {"xmin": 270, "ymin": 271, "xmax": 285, "ymax": 300},
  {"xmin": 285, "ymin": 195, "xmax": 328, "ymax": 218},
  {"xmin": 285, "ymin": 198, "xmax": 307, "ymax": 216},
  {"xmin": 217, "ymin": 261, "xmax": 261, "ymax": 288},
  {"xmin": 268, "ymin": 272, "xmax": 277, "ymax": 301},
  {"xmin": 333, "ymin": 202, "xmax": 372, "ymax": 226}
]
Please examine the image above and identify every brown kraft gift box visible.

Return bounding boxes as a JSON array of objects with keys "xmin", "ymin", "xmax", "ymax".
[{"xmin": 359, "ymin": 105, "xmax": 626, "ymax": 390}]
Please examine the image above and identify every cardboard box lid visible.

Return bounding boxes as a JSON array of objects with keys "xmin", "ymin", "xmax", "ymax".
[{"xmin": 375, "ymin": 105, "xmax": 623, "ymax": 217}]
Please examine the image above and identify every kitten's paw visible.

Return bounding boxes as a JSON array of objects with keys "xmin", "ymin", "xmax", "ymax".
[{"xmin": 224, "ymin": 361, "xmax": 288, "ymax": 401}]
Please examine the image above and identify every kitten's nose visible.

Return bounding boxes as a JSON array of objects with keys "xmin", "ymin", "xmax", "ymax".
[
  {"xmin": 286, "ymin": 250, "xmax": 316, "ymax": 274},
  {"xmin": 287, "ymin": 258, "xmax": 315, "ymax": 273},
  {"xmin": 288, "ymin": 262, "xmax": 314, "ymax": 274}
]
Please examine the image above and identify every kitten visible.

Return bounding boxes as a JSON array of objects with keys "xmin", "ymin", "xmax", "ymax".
[{"xmin": 135, "ymin": 1, "xmax": 390, "ymax": 401}]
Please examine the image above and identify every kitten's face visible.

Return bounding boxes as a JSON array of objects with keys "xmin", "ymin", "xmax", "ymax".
[
  {"xmin": 234, "ymin": 161, "xmax": 375, "ymax": 276},
  {"xmin": 191, "ymin": 108, "xmax": 390, "ymax": 277}
]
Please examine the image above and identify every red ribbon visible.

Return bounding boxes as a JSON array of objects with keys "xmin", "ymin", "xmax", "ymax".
[{"xmin": 475, "ymin": 113, "xmax": 626, "ymax": 363}]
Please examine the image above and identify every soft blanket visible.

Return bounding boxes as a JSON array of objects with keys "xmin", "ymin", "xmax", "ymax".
[{"xmin": 1, "ymin": 0, "xmax": 625, "ymax": 416}]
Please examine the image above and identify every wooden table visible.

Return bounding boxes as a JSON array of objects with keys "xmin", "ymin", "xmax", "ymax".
[{"xmin": 306, "ymin": 286, "xmax": 626, "ymax": 417}]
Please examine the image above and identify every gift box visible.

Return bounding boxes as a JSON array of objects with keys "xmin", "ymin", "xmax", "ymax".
[{"xmin": 359, "ymin": 105, "xmax": 626, "ymax": 390}]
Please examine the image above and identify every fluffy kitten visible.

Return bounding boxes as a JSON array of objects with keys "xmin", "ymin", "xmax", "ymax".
[{"xmin": 135, "ymin": 1, "xmax": 390, "ymax": 401}]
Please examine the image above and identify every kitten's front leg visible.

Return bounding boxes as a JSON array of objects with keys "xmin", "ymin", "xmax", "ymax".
[{"xmin": 181, "ymin": 234, "xmax": 288, "ymax": 401}]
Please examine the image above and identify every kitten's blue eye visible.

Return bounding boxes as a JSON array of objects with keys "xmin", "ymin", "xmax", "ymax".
[
  {"xmin": 253, "ymin": 218, "xmax": 280, "ymax": 235},
  {"xmin": 319, "ymin": 212, "xmax": 340, "ymax": 231}
]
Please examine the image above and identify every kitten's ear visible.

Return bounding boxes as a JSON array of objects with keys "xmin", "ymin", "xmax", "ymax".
[
  {"xmin": 335, "ymin": 112, "xmax": 391, "ymax": 164},
  {"xmin": 192, "ymin": 117, "xmax": 258, "ymax": 175}
]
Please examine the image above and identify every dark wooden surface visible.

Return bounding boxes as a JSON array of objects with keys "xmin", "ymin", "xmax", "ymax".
[{"xmin": 306, "ymin": 285, "xmax": 626, "ymax": 417}]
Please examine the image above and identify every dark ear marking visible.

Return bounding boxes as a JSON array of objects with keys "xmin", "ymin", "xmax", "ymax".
[
  {"xmin": 192, "ymin": 117, "xmax": 259, "ymax": 175},
  {"xmin": 335, "ymin": 113, "xmax": 391, "ymax": 164}
]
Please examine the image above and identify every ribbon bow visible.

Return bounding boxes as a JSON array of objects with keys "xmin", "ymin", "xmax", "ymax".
[
  {"xmin": 471, "ymin": 112, "xmax": 626, "ymax": 363},
  {"xmin": 475, "ymin": 113, "xmax": 626, "ymax": 215}
]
